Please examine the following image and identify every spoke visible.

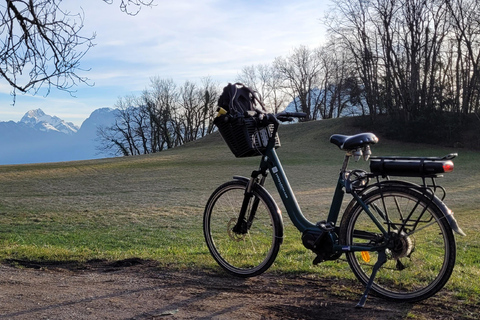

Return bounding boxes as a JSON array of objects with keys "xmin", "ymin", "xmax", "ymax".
[{"xmin": 405, "ymin": 217, "xmax": 443, "ymax": 237}]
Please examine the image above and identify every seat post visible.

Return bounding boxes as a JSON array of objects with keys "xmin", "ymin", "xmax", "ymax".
[{"xmin": 341, "ymin": 154, "xmax": 351, "ymax": 173}]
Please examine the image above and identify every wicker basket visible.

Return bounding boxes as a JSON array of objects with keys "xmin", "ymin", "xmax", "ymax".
[{"xmin": 215, "ymin": 116, "xmax": 280, "ymax": 157}]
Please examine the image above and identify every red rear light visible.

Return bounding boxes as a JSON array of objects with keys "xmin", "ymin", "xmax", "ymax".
[{"xmin": 443, "ymin": 160, "xmax": 454, "ymax": 172}]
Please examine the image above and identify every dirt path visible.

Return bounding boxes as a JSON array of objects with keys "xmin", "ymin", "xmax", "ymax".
[{"xmin": 0, "ymin": 259, "xmax": 474, "ymax": 319}]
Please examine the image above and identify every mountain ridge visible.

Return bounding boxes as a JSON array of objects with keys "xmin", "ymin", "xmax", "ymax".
[
  {"xmin": 0, "ymin": 108, "xmax": 117, "ymax": 165},
  {"xmin": 20, "ymin": 108, "xmax": 80, "ymax": 135}
]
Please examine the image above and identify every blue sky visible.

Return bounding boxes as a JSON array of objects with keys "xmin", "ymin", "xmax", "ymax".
[{"xmin": 0, "ymin": 0, "xmax": 328, "ymax": 126}]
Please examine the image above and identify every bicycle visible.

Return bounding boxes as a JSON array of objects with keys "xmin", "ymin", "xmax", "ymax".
[{"xmin": 203, "ymin": 108, "xmax": 465, "ymax": 307}]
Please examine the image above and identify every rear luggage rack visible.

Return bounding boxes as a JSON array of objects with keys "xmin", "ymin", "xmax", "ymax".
[{"xmin": 370, "ymin": 154, "xmax": 457, "ymax": 177}]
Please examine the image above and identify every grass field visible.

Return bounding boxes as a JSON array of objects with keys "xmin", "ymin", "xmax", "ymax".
[{"xmin": 0, "ymin": 117, "xmax": 479, "ymax": 310}]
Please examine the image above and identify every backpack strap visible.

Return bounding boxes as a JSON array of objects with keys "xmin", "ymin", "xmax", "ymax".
[
  {"xmin": 234, "ymin": 83, "xmax": 266, "ymax": 112},
  {"xmin": 218, "ymin": 83, "xmax": 267, "ymax": 115}
]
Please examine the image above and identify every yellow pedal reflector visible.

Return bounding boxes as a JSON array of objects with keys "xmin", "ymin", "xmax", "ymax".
[{"xmin": 361, "ymin": 251, "xmax": 371, "ymax": 263}]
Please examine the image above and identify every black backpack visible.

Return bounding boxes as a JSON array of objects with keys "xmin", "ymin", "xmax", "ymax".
[
  {"xmin": 217, "ymin": 83, "xmax": 266, "ymax": 116},
  {"xmin": 214, "ymin": 83, "xmax": 279, "ymax": 158}
]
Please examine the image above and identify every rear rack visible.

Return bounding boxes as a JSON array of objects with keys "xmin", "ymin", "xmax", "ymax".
[{"xmin": 370, "ymin": 153, "xmax": 457, "ymax": 178}]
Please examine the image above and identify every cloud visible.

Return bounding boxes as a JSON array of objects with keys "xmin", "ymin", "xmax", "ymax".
[
  {"xmin": 80, "ymin": 0, "xmax": 328, "ymax": 81},
  {"xmin": 0, "ymin": 0, "xmax": 328, "ymax": 124}
]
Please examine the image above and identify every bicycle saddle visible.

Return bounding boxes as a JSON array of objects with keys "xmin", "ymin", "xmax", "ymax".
[{"xmin": 330, "ymin": 133, "xmax": 379, "ymax": 150}]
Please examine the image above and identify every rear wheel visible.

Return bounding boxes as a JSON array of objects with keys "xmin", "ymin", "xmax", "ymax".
[
  {"xmin": 340, "ymin": 187, "xmax": 456, "ymax": 302},
  {"xmin": 203, "ymin": 180, "xmax": 283, "ymax": 277}
]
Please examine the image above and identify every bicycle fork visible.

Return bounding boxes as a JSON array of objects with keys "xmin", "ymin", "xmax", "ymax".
[{"xmin": 232, "ymin": 175, "xmax": 266, "ymax": 234}]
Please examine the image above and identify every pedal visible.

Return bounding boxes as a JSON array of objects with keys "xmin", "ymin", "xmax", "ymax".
[{"xmin": 316, "ymin": 220, "xmax": 335, "ymax": 231}]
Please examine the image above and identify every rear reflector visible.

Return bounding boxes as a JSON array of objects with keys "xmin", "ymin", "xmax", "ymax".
[{"xmin": 443, "ymin": 160, "xmax": 454, "ymax": 172}]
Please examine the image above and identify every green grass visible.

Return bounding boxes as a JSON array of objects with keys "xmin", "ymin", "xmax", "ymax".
[{"xmin": 0, "ymin": 117, "xmax": 479, "ymax": 310}]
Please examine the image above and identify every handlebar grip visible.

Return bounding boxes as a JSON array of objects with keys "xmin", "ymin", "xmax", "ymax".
[
  {"xmin": 277, "ymin": 116, "xmax": 294, "ymax": 122},
  {"xmin": 286, "ymin": 112, "xmax": 307, "ymax": 118},
  {"xmin": 276, "ymin": 111, "xmax": 307, "ymax": 118},
  {"xmin": 275, "ymin": 111, "xmax": 307, "ymax": 122}
]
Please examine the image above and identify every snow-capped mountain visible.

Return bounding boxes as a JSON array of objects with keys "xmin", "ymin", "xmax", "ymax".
[
  {"xmin": 0, "ymin": 108, "xmax": 118, "ymax": 165},
  {"xmin": 20, "ymin": 108, "xmax": 79, "ymax": 135}
]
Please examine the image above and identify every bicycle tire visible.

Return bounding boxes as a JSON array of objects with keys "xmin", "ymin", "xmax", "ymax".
[
  {"xmin": 339, "ymin": 186, "xmax": 456, "ymax": 302},
  {"xmin": 203, "ymin": 179, "xmax": 283, "ymax": 277}
]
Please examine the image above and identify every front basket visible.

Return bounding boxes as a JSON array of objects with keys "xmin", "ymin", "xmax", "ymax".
[{"xmin": 215, "ymin": 116, "xmax": 280, "ymax": 157}]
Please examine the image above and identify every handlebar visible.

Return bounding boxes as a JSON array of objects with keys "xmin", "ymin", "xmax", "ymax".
[
  {"xmin": 253, "ymin": 111, "xmax": 307, "ymax": 126},
  {"xmin": 275, "ymin": 111, "xmax": 307, "ymax": 122},
  {"xmin": 216, "ymin": 109, "xmax": 307, "ymax": 126},
  {"xmin": 213, "ymin": 109, "xmax": 307, "ymax": 152}
]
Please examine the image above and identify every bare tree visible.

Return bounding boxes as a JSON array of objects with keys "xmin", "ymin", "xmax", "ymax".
[
  {"xmin": 97, "ymin": 95, "xmax": 149, "ymax": 156},
  {"xmin": 199, "ymin": 77, "xmax": 219, "ymax": 136},
  {"xmin": 0, "ymin": 0, "xmax": 153, "ymax": 100},
  {"xmin": 237, "ymin": 64, "xmax": 288, "ymax": 113},
  {"xmin": 106, "ymin": 0, "xmax": 154, "ymax": 15},
  {"xmin": 144, "ymin": 77, "xmax": 179, "ymax": 150},
  {"xmin": 446, "ymin": 0, "xmax": 480, "ymax": 115},
  {"xmin": 178, "ymin": 77, "xmax": 218, "ymax": 143},
  {"xmin": 178, "ymin": 81, "xmax": 198, "ymax": 144},
  {"xmin": 325, "ymin": 0, "xmax": 383, "ymax": 117},
  {"xmin": 318, "ymin": 42, "xmax": 363, "ymax": 118},
  {"xmin": 326, "ymin": 0, "xmax": 466, "ymax": 121},
  {"xmin": 98, "ymin": 77, "xmax": 219, "ymax": 156},
  {"xmin": 273, "ymin": 46, "xmax": 323, "ymax": 120}
]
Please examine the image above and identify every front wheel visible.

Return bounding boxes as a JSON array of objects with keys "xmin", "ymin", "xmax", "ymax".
[
  {"xmin": 203, "ymin": 179, "xmax": 283, "ymax": 277},
  {"xmin": 340, "ymin": 187, "xmax": 456, "ymax": 302}
]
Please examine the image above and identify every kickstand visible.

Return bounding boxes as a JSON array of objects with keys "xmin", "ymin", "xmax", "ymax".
[{"xmin": 355, "ymin": 250, "xmax": 387, "ymax": 308}]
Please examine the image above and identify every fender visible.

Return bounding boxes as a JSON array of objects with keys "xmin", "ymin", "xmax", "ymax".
[
  {"xmin": 233, "ymin": 175, "xmax": 251, "ymax": 184},
  {"xmin": 346, "ymin": 180, "xmax": 466, "ymax": 236}
]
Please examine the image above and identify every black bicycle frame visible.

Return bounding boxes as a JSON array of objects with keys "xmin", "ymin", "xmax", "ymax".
[{"xmin": 252, "ymin": 140, "xmax": 389, "ymax": 254}]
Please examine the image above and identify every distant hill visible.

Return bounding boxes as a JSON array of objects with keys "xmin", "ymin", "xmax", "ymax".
[
  {"xmin": 0, "ymin": 108, "xmax": 118, "ymax": 165},
  {"xmin": 2, "ymin": 105, "xmax": 474, "ymax": 165}
]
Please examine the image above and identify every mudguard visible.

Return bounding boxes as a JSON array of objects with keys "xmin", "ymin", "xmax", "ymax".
[{"xmin": 346, "ymin": 180, "xmax": 466, "ymax": 236}]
